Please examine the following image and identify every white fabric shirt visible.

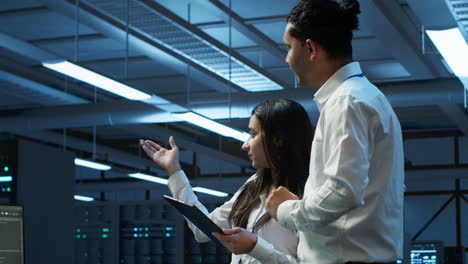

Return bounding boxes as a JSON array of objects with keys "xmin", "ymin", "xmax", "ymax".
[
  {"xmin": 168, "ymin": 170, "xmax": 299, "ymax": 264},
  {"xmin": 275, "ymin": 62, "xmax": 405, "ymax": 264}
]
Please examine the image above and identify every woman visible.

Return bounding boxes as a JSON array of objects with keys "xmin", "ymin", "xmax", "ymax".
[{"xmin": 140, "ymin": 99, "xmax": 314, "ymax": 263}]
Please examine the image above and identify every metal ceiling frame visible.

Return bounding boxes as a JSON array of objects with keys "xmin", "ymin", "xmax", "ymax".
[
  {"xmin": 1, "ymin": 0, "xmax": 468, "ymax": 180},
  {"xmin": 78, "ymin": 0, "xmax": 287, "ymax": 92},
  {"xmin": 41, "ymin": 0, "xmax": 234, "ymax": 94},
  {"xmin": 0, "ymin": 70, "xmax": 87, "ymax": 105},
  {"xmin": 360, "ymin": 0, "xmax": 450, "ymax": 80},
  {"xmin": 444, "ymin": 0, "xmax": 468, "ymax": 110},
  {"xmin": 0, "ymin": 77, "xmax": 464, "ymax": 131},
  {"xmin": 0, "ymin": 31, "xmax": 252, "ymax": 167},
  {"xmin": 438, "ymin": 104, "xmax": 468, "ymax": 136},
  {"xmin": 191, "ymin": 0, "xmax": 287, "ymax": 62}
]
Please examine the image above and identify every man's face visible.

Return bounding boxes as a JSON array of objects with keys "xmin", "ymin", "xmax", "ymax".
[{"xmin": 283, "ymin": 23, "xmax": 311, "ymax": 86}]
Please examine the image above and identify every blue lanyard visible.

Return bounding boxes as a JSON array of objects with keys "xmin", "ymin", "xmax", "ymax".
[
  {"xmin": 238, "ymin": 213, "xmax": 268, "ymax": 264},
  {"xmin": 251, "ymin": 213, "xmax": 267, "ymax": 233},
  {"xmin": 345, "ymin": 73, "xmax": 364, "ymax": 81}
]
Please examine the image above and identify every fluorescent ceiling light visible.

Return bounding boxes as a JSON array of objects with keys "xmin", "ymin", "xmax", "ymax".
[
  {"xmin": 74, "ymin": 158, "xmax": 112, "ymax": 171},
  {"xmin": 74, "ymin": 195, "xmax": 95, "ymax": 202},
  {"xmin": 192, "ymin": 187, "xmax": 228, "ymax": 197},
  {"xmin": 426, "ymin": 28, "xmax": 468, "ymax": 77},
  {"xmin": 172, "ymin": 112, "xmax": 249, "ymax": 142},
  {"xmin": 129, "ymin": 173, "xmax": 229, "ymax": 197},
  {"xmin": 42, "ymin": 60, "xmax": 151, "ymax": 100},
  {"xmin": 0, "ymin": 176, "xmax": 12, "ymax": 182},
  {"xmin": 129, "ymin": 173, "xmax": 168, "ymax": 185}
]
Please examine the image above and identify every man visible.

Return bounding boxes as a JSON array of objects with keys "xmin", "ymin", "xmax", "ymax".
[
  {"xmin": 215, "ymin": 0, "xmax": 405, "ymax": 264},
  {"xmin": 265, "ymin": 0, "xmax": 405, "ymax": 264}
]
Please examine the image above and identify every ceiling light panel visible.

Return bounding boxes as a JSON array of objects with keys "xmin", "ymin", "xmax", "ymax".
[
  {"xmin": 81, "ymin": 0, "xmax": 284, "ymax": 92},
  {"xmin": 426, "ymin": 28, "xmax": 468, "ymax": 77},
  {"xmin": 172, "ymin": 112, "xmax": 249, "ymax": 142},
  {"xmin": 74, "ymin": 195, "xmax": 95, "ymax": 202},
  {"xmin": 446, "ymin": 0, "xmax": 468, "ymax": 36},
  {"xmin": 42, "ymin": 61, "xmax": 152, "ymax": 100},
  {"xmin": 74, "ymin": 158, "xmax": 112, "ymax": 171}
]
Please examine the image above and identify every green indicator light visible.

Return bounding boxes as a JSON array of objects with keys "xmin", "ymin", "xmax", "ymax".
[
  {"xmin": 85, "ymin": 219, "xmax": 89, "ymax": 222},
  {"xmin": 84, "ymin": 252, "xmax": 88, "ymax": 257},
  {"xmin": 82, "ymin": 234, "xmax": 87, "ymax": 239},
  {"xmin": 76, "ymin": 229, "xmax": 81, "ymax": 233},
  {"xmin": 4, "ymin": 166, "xmax": 8, "ymax": 172},
  {"xmin": 102, "ymin": 234, "xmax": 108, "ymax": 238},
  {"xmin": 76, "ymin": 235, "xmax": 81, "ymax": 238},
  {"xmin": 6, "ymin": 187, "xmax": 11, "ymax": 192},
  {"xmin": 85, "ymin": 211, "xmax": 89, "ymax": 215},
  {"xmin": 102, "ymin": 228, "xmax": 109, "ymax": 232}
]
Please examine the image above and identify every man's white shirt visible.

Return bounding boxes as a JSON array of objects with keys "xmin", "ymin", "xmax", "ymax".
[{"xmin": 276, "ymin": 62, "xmax": 405, "ymax": 264}]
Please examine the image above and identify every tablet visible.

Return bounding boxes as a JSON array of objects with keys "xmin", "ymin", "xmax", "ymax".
[{"xmin": 163, "ymin": 195, "xmax": 224, "ymax": 242}]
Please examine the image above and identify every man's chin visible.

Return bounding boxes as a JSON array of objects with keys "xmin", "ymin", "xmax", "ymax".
[
  {"xmin": 292, "ymin": 73, "xmax": 304, "ymax": 86},
  {"xmin": 296, "ymin": 77, "xmax": 305, "ymax": 87},
  {"xmin": 296, "ymin": 76, "xmax": 314, "ymax": 88}
]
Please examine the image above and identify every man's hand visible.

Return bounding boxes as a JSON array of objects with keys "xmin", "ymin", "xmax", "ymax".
[
  {"xmin": 266, "ymin": 186, "xmax": 299, "ymax": 219},
  {"xmin": 212, "ymin": 228, "xmax": 258, "ymax": 255}
]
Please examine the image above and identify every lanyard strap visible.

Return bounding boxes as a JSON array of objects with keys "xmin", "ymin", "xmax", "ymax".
[
  {"xmin": 251, "ymin": 213, "xmax": 267, "ymax": 233},
  {"xmin": 345, "ymin": 73, "xmax": 364, "ymax": 81},
  {"xmin": 238, "ymin": 212, "xmax": 268, "ymax": 264}
]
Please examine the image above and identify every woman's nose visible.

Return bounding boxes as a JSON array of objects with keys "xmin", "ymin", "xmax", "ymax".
[{"xmin": 242, "ymin": 140, "xmax": 249, "ymax": 151}]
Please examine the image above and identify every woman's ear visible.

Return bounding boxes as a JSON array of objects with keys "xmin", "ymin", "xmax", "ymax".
[{"xmin": 274, "ymin": 136, "xmax": 284, "ymax": 147}]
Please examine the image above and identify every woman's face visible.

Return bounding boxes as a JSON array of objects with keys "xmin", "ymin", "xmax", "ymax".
[{"xmin": 242, "ymin": 115, "xmax": 270, "ymax": 169}]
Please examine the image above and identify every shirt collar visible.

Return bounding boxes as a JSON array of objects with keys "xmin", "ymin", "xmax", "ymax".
[{"xmin": 313, "ymin": 62, "xmax": 362, "ymax": 112}]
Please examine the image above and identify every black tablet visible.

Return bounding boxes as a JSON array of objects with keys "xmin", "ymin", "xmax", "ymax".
[{"xmin": 163, "ymin": 195, "xmax": 224, "ymax": 242}]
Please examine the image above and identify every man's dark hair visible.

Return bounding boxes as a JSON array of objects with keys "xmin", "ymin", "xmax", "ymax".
[{"xmin": 287, "ymin": 0, "xmax": 361, "ymax": 59}]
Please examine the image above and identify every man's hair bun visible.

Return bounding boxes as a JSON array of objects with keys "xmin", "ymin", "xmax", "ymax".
[{"xmin": 339, "ymin": 0, "xmax": 360, "ymax": 30}]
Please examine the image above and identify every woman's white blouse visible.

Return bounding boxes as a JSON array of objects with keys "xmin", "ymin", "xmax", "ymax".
[{"xmin": 167, "ymin": 170, "xmax": 299, "ymax": 264}]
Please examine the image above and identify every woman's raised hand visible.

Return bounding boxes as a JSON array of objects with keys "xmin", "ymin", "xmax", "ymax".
[{"xmin": 140, "ymin": 136, "xmax": 182, "ymax": 176}]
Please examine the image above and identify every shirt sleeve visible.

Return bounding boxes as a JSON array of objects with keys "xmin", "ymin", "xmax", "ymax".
[
  {"xmin": 249, "ymin": 236, "xmax": 299, "ymax": 264},
  {"xmin": 168, "ymin": 170, "xmax": 254, "ymax": 242},
  {"xmin": 278, "ymin": 95, "xmax": 376, "ymax": 231}
]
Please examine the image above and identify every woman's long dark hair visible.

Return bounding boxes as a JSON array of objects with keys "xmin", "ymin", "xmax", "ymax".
[{"xmin": 228, "ymin": 99, "xmax": 314, "ymax": 229}]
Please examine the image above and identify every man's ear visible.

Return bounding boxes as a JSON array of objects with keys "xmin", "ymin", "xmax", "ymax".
[{"xmin": 305, "ymin": 39, "xmax": 318, "ymax": 61}]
